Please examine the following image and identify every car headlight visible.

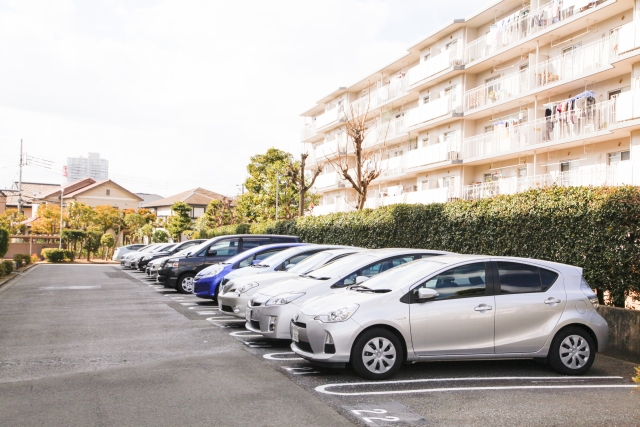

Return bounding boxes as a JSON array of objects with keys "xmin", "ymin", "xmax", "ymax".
[
  {"xmin": 235, "ymin": 282, "xmax": 259, "ymax": 295},
  {"xmin": 314, "ymin": 304, "xmax": 359, "ymax": 323},
  {"xmin": 265, "ymin": 292, "xmax": 305, "ymax": 306},
  {"xmin": 199, "ymin": 266, "xmax": 223, "ymax": 278},
  {"xmin": 142, "ymin": 256, "xmax": 151, "ymax": 261}
]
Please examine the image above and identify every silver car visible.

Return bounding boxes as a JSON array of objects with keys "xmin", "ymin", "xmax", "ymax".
[
  {"xmin": 246, "ymin": 248, "xmax": 450, "ymax": 340},
  {"xmin": 290, "ymin": 254, "xmax": 608, "ymax": 380},
  {"xmin": 218, "ymin": 247, "xmax": 363, "ymax": 318}
]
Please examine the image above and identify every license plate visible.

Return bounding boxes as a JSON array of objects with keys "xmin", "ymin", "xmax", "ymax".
[
  {"xmin": 291, "ymin": 325, "xmax": 299, "ymax": 342},
  {"xmin": 246, "ymin": 309, "xmax": 251, "ymax": 322}
]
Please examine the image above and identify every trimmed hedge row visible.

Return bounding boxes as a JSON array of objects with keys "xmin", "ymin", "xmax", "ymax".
[
  {"xmin": 210, "ymin": 186, "xmax": 640, "ymax": 306},
  {"xmin": 0, "ymin": 260, "xmax": 13, "ymax": 277},
  {"xmin": 41, "ymin": 249, "xmax": 75, "ymax": 263},
  {"xmin": 13, "ymin": 254, "xmax": 31, "ymax": 267}
]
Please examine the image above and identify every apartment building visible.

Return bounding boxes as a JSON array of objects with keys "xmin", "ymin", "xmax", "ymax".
[
  {"xmin": 66, "ymin": 152, "xmax": 109, "ymax": 183},
  {"xmin": 301, "ymin": 0, "xmax": 640, "ymax": 215}
]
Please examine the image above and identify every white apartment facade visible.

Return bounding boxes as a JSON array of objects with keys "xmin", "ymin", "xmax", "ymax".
[
  {"xmin": 66, "ymin": 152, "xmax": 109, "ymax": 183},
  {"xmin": 301, "ymin": 0, "xmax": 640, "ymax": 215}
]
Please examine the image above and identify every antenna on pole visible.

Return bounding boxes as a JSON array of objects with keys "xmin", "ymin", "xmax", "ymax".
[{"xmin": 17, "ymin": 139, "xmax": 23, "ymax": 215}]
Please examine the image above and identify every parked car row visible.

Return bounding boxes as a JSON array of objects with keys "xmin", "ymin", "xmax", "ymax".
[{"xmin": 117, "ymin": 235, "xmax": 608, "ymax": 380}]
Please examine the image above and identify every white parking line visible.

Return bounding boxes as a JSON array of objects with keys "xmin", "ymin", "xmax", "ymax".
[
  {"xmin": 205, "ymin": 317, "xmax": 245, "ymax": 321},
  {"xmin": 263, "ymin": 352, "xmax": 304, "ymax": 361},
  {"xmin": 315, "ymin": 376, "xmax": 633, "ymax": 396},
  {"xmin": 195, "ymin": 311, "xmax": 218, "ymax": 315},
  {"xmin": 230, "ymin": 331, "xmax": 263, "ymax": 338},
  {"xmin": 179, "ymin": 302, "xmax": 198, "ymax": 306},
  {"xmin": 282, "ymin": 366, "xmax": 321, "ymax": 375}
]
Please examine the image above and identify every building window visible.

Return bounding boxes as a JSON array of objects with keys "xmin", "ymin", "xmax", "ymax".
[
  {"xmin": 106, "ymin": 189, "xmax": 111, "ymax": 196},
  {"xmin": 518, "ymin": 167, "xmax": 527, "ymax": 178},
  {"xmin": 560, "ymin": 160, "xmax": 579, "ymax": 172},
  {"xmin": 484, "ymin": 173, "xmax": 494, "ymax": 183},
  {"xmin": 423, "ymin": 95, "xmax": 430, "ymax": 104},
  {"xmin": 485, "ymin": 125, "xmax": 494, "ymax": 133},
  {"xmin": 443, "ymin": 131, "xmax": 455, "ymax": 143},
  {"xmin": 609, "ymin": 150, "xmax": 631, "ymax": 165},
  {"xmin": 408, "ymin": 139, "xmax": 418, "ymax": 151},
  {"xmin": 608, "ymin": 89, "xmax": 622, "ymax": 100},
  {"xmin": 485, "ymin": 75, "xmax": 501, "ymax": 93},
  {"xmin": 442, "ymin": 176, "xmax": 455, "ymax": 188},
  {"xmin": 421, "ymin": 179, "xmax": 429, "ymax": 190}
]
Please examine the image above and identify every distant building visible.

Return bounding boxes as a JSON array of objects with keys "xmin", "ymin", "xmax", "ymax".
[
  {"xmin": 141, "ymin": 187, "xmax": 231, "ymax": 219},
  {"xmin": 36, "ymin": 178, "xmax": 143, "ymax": 211},
  {"xmin": 136, "ymin": 193, "xmax": 164, "ymax": 209},
  {"xmin": 66, "ymin": 152, "xmax": 109, "ymax": 183},
  {"xmin": 2, "ymin": 182, "xmax": 61, "ymax": 218}
]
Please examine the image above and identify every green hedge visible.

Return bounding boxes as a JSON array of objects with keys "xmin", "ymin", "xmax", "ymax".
[
  {"xmin": 41, "ymin": 249, "xmax": 75, "ymax": 263},
  {"xmin": 0, "ymin": 260, "xmax": 13, "ymax": 277},
  {"xmin": 211, "ymin": 186, "xmax": 640, "ymax": 306},
  {"xmin": 13, "ymin": 254, "xmax": 31, "ymax": 267},
  {"xmin": 0, "ymin": 228, "xmax": 8, "ymax": 259}
]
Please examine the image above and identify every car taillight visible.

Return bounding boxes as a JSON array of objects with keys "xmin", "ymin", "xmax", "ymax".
[{"xmin": 580, "ymin": 277, "xmax": 599, "ymax": 309}]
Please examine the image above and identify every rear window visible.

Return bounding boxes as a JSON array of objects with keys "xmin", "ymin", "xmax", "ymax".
[{"xmin": 497, "ymin": 262, "xmax": 559, "ymax": 294}]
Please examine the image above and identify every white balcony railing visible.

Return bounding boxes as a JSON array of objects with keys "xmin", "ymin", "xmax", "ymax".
[
  {"xmin": 462, "ymin": 161, "xmax": 636, "ymax": 201},
  {"xmin": 408, "ymin": 49, "xmax": 462, "ymax": 86},
  {"xmin": 462, "ymin": 99, "xmax": 616, "ymax": 160},
  {"xmin": 314, "ymin": 171, "xmax": 343, "ymax": 189},
  {"xmin": 406, "ymin": 140, "xmax": 461, "ymax": 169},
  {"xmin": 380, "ymin": 155, "xmax": 405, "ymax": 178},
  {"xmin": 465, "ymin": 33, "xmax": 618, "ymax": 112},
  {"xmin": 316, "ymin": 106, "xmax": 343, "ymax": 129},
  {"xmin": 378, "ymin": 78, "xmax": 408, "ymax": 104},
  {"xmin": 407, "ymin": 93, "xmax": 462, "ymax": 128},
  {"xmin": 464, "ymin": 0, "xmax": 608, "ymax": 65},
  {"xmin": 300, "ymin": 122, "xmax": 317, "ymax": 142},
  {"xmin": 315, "ymin": 138, "xmax": 347, "ymax": 162},
  {"xmin": 311, "ymin": 200, "xmax": 355, "ymax": 216}
]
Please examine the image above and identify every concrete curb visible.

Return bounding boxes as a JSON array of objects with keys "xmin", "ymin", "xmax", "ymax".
[{"xmin": 0, "ymin": 263, "xmax": 39, "ymax": 292}]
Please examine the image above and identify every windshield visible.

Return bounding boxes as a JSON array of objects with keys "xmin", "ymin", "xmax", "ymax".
[
  {"xmin": 255, "ymin": 246, "xmax": 306, "ymax": 268},
  {"xmin": 287, "ymin": 252, "xmax": 334, "ymax": 274},
  {"xmin": 360, "ymin": 259, "xmax": 445, "ymax": 291},
  {"xmin": 186, "ymin": 238, "xmax": 218, "ymax": 256},
  {"xmin": 302, "ymin": 253, "xmax": 376, "ymax": 279}
]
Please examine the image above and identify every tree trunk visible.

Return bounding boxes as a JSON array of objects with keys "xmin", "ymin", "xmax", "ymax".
[{"xmin": 596, "ymin": 288, "xmax": 605, "ymax": 305}]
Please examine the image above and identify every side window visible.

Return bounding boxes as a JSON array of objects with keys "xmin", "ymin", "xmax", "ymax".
[
  {"xmin": 282, "ymin": 252, "xmax": 317, "ymax": 269},
  {"xmin": 414, "ymin": 262, "xmax": 487, "ymax": 301},
  {"xmin": 238, "ymin": 255, "xmax": 255, "ymax": 268},
  {"xmin": 497, "ymin": 262, "xmax": 555, "ymax": 294},
  {"xmin": 335, "ymin": 271, "xmax": 358, "ymax": 287},
  {"xmin": 254, "ymin": 249, "xmax": 284, "ymax": 262},
  {"xmin": 360, "ymin": 256, "xmax": 415, "ymax": 277},
  {"xmin": 241, "ymin": 238, "xmax": 271, "ymax": 250},
  {"xmin": 207, "ymin": 239, "xmax": 239, "ymax": 257}
]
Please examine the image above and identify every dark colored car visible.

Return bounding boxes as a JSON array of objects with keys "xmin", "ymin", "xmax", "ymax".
[
  {"xmin": 131, "ymin": 239, "xmax": 206, "ymax": 271},
  {"xmin": 159, "ymin": 234, "xmax": 301, "ymax": 293}
]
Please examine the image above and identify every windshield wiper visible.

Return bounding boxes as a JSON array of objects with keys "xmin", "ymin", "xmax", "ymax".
[
  {"xmin": 303, "ymin": 275, "xmax": 331, "ymax": 280},
  {"xmin": 251, "ymin": 264, "xmax": 269, "ymax": 268},
  {"xmin": 347, "ymin": 284, "xmax": 391, "ymax": 293}
]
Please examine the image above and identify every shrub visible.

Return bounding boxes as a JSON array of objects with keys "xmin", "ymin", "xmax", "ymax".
[
  {"xmin": 31, "ymin": 254, "xmax": 39, "ymax": 264},
  {"xmin": 0, "ymin": 259, "xmax": 13, "ymax": 277},
  {"xmin": 13, "ymin": 254, "xmax": 31, "ymax": 267},
  {"xmin": 633, "ymin": 367, "xmax": 640, "ymax": 392},
  {"xmin": 41, "ymin": 248, "xmax": 75, "ymax": 263},
  {"xmin": 0, "ymin": 228, "xmax": 8, "ymax": 259},
  {"xmin": 152, "ymin": 230, "xmax": 169, "ymax": 243}
]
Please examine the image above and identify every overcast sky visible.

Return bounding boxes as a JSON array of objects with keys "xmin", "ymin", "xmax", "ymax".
[{"xmin": 0, "ymin": 0, "xmax": 488, "ymax": 198}]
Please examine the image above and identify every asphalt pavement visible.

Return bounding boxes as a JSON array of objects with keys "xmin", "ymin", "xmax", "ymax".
[{"xmin": 0, "ymin": 264, "xmax": 638, "ymax": 427}]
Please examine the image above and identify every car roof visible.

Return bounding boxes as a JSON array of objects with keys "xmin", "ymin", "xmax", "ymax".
[
  {"xmin": 411, "ymin": 254, "xmax": 579, "ymax": 274},
  {"xmin": 359, "ymin": 248, "xmax": 452, "ymax": 256}
]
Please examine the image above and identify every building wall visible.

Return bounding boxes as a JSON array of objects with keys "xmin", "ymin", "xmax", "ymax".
[{"xmin": 72, "ymin": 185, "xmax": 140, "ymax": 210}]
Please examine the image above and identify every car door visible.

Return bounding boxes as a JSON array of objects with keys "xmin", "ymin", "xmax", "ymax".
[
  {"xmin": 409, "ymin": 262, "xmax": 495, "ymax": 356},
  {"xmin": 203, "ymin": 238, "xmax": 240, "ymax": 268},
  {"xmin": 492, "ymin": 261, "xmax": 566, "ymax": 354}
]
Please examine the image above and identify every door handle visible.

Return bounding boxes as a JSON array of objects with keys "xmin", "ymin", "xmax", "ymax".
[
  {"xmin": 544, "ymin": 298, "xmax": 561, "ymax": 304},
  {"xmin": 474, "ymin": 304, "xmax": 493, "ymax": 312}
]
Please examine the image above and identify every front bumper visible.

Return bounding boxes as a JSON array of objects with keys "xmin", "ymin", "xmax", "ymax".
[
  {"xmin": 289, "ymin": 312, "xmax": 359, "ymax": 364},
  {"xmin": 218, "ymin": 293, "xmax": 250, "ymax": 318},
  {"xmin": 245, "ymin": 303, "xmax": 300, "ymax": 339},
  {"xmin": 193, "ymin": 276, "xmax": 221, "ymax": 299}
]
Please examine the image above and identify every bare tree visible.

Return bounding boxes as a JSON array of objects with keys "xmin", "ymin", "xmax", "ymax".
[
  {"xmin": 288, "ymin": 153, "xmax": 321, "ymax": 217},
  {"xmin": 325, "ymin": 89, "xmax": 389, "ymax": 210}
]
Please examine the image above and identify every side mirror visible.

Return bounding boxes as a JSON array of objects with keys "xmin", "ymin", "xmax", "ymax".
[
  {"xmin": 355, "ymin": 276, "xmax": 370, "ymax": 285},
  {"xmin": 207, "ymin": 250, "xmax": 217, "ymax": 256},
  {"xmin": 251, "ymin": 259, "xmax": 261, "ymax": 265},
  {"xmin": 285, "ymin": 263, "xmax": 295, "ymax": 270},
  {"xmin": 417, "ymin": 288, "xmax": 439, "ymax": 301}
]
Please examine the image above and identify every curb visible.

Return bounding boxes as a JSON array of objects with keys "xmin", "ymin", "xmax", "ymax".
[{"xmin": 0, "ymin": 263, "xmax": 39, "ymax": 291}]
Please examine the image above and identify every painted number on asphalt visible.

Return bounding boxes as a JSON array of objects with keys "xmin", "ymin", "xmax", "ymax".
[
  {"xmin": 343, "ymin": 402, "xmax": 429, "ymax": 426},
  {"xmin": 351, "ymin": 409, "xmax": 399, "ymax": 423}
]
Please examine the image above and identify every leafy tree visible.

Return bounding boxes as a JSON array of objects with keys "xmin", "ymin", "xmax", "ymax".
[
  {"xmin": 152, "ymin": 229, "xmax": 169, "ymax": 243},
  {"xmin": 93, "ymin": 206, "xmax": 120, "ymax": 234},
  {"xmin": 166, "ymin": 201, "xmax": 193, "ymax": 242},
  {"xmin": 235, "ymin": 148, "xmax": 301, "ymax": 222},
  {"xmin": 124, "ymin": 213, "xmax": 148, "ymax": 243},
  {"xmin": 288, "ymin": 153, "xmax": 321, "ymax": 217},
  {"xmin": 0, "ymin": 228, "xmax": 8, "ymax": 258},
  {"xmin": 100, "ymin": 233, "xmax": 115, "ymax": 259},
  {"xmin": 139, "ymin": 223, "xmax": 154, "ymax": 243},
  {"xmin": 83, "ymin": 230, "xmax": 102, "ymax": 261},
  {"xmin": 61, "ymin": 229, "xmax": 87, "ymax": 258},
  {"xmin": 0, "ymin": 209, "xmax": 27, "ymax": 234},
  {"xmin": 66, "ymin": 202, "xmax": 95, "ymax": 230},
  {"xmin": 203, "ymin": 198, "xmax": 235, "ymax": 228},
  {"xmin": 31, "ymin": 204, "xmax": 64, "ymax": 235}
]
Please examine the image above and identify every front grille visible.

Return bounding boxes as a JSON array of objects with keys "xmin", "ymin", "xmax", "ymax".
[
  {"xmin": 251, "ymin": 301, "xmax": 262, "ymax": 307},
  {"xmin": 220, "ymin": 305, "xmax": 233, "ymax": 313},
  {"xmin": 292, "ymin": 320, "xmax": 306, "ymax": 328},
  {"xmin": 294, "ymin": 340, "xmax": 313, "ymax": 354},
  {"xmin": 249, "ymin": 320, "xmax": 260, "ymax": 330}
]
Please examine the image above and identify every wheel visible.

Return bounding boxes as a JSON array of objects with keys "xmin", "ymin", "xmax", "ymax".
[
  {"xmin": 176, "ymin": 273, "xmax": 195, "ymax": 294},
  {"xmin": 547, "ymin": 327, "xmax": 595, "ymax": 375},
  {"xmin": 350, "ymin": 328, "xmax": 404, "ymax": 380}
]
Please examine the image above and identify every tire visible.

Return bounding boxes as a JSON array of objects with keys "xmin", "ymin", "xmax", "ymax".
[
  {"xmin": 176, "ymin": 273, "xmax": 195, "ymax": 294},
  {"xmin": 351, "ymin": 328, "xmax": 404, "ymax": 380},
  {"xmin": 547, "ymin": 326, "xmax": 596, "ymax": 375}
]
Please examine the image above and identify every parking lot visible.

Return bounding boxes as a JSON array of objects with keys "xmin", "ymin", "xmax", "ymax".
[{"xmin": 1, "ymin": 264, "xmax": 638, "ymax": 427}]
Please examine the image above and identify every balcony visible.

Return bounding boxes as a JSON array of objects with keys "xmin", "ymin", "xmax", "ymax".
[
  {"xmin": 316, "ymin": 106, "xmax": 343, "ymax": 129},
  {"xmin": 464, "ymin": 0, "xmax": 608, "ymax": 66},
  {"xmin": 311, "ymin": 201, "xmax": 355, "ymax": 216},
  {"xmin": 314, "ymin": 171, "xmax": 344, "ymax": 189},
  {"xmin": 379, "ymin": 155, "xmax": 406, "ymax": 178},
  {"xmin": 462, "ymin": 161, "xmax": 637, "ymax": 201},
  {"xmin": 300, "ymin": 123, "xmax": 317, "ymax": 142},
  {"xmin": 465, "ymin": 34, "xmax": 617, "ymax": 113},
  {"xmin": 364, "ymin": 186, "xmax": 454, "ymax": 208},
  {"xmin": 408, "ymin": 49, "xmax": 462, "ymax": 87},
  {"xmin": 406, "ymin": 137, "xmax": 461, "ymax": 170},
  {"xmin": 462, "ymin": 99, "xmax": 616, "ymax": 160},
  {"xmin": 377, "ymin": 77, "xmax": 408, "ymax": 105},
  {"xmin": 314, "ymin": 137, "xmax": 347, "ymax": 162},
  {"xmin": 407, "ymin": 92, "xmax": 462, "ymax": 128}
]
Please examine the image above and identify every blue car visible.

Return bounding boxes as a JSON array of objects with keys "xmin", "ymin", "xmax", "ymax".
[{"xmin": 193, "ymin": 243, "xmax": 306, "ymax": 299}]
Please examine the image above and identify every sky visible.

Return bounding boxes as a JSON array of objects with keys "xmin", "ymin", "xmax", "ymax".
[{"xmin": 0, "ymin": 0, "xmax": 488, "ymax": 198}]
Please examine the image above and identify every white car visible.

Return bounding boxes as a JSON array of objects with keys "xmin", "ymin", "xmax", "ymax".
[
  {"xmin": 291, "ymin": 254, "xmax": 608, "ymax": 380},
  {"xmin": 112, "ymin": 244, "xmax": 147, "ymax": 261},
  {"xmin": 246, "ymin": 248, "xmax": 450, "ymax": 340},
  {"xmin": 218, "ymin": 247, "xmax": 363, "ymax": 318}
]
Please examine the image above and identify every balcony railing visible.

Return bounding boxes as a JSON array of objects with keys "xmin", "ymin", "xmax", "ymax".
[
  {"xmin": 363, "ymin": 187, "xmax": 452, "ymax": 209},
  {"xmin": 407, "ymin": 93, "xmax": 462, "ymax": 128},
  {"xmin": 315, "ymin": 138, "xmax": 347, "ymax": 162},
  {"xmin": 408, "ymin": 49, "xmax": 462, "ymax": 86},
  {"xmin": 406, "ymin": 139, "xmax": 461, "ymax": 169},
  {"xmin": 378, "ymin": 78, "xmax": 408, "ymax": 104},
  {"xmin": 462, "ymin": 99, "xmax": 616, "ymax": 160},
  {"xmin": 311, "ymin": 200, "xmax": 355, "ymax": 216},
  {"xmin": 464, "ymin": 0, "xmax": 607, "ymax": 65},
  {"xmin": 349, "ymin": 79, "xmax": 408, "ymax": 118},
  {"xmin": 314, "ymin": 171, "xmax": 343, "ymax": 189},
  {"xmin": 316, "ymin": 106, "xmax": 343, "ymax": 129},
  {"xmin": 300, "ymin": 123, "xmax": 317, "ymax": 142},
  {"xmin": 462, "ymin": 161, "xmax": 636, "ymax": 201},
  {"xmin": 465, "ymin": 33, "xmax": 618, "ymax": 112}
]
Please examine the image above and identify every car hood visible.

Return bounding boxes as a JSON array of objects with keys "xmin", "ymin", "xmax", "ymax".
[
  {"xmin": 225, "ymin": 266, "xmax": 273, "ymax": 280},
  {"xmin": 226, "ymin": 271, "xmax": 297, "ymax": 290},
  {"xmin": 300, "ymin": 289, "xmax": 382, "ymax": 315},
  {"xmin": 254, "ymin": 275, "xmax": 338, "ymax": 299}
]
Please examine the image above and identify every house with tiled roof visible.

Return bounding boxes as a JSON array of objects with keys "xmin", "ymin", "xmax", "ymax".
[
  {"xmin": 36, "ymin": 178, "xmax": 143, "ymax": 211},
  {"xmin": 2, "ymin": 182, "xmax": 61, "ymax": 217},
  {"xmin": 141, "ymin": 187, "xmax": 231, "ymax": 219}
]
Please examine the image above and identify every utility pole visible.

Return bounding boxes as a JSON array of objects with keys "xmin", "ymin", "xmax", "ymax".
[
  {"xmin": 17, "ymin": 139, "xmax": 23, "ymax": 215},
  {"xmin": 59, "ymin": 166, "xmax": 67, "ymax": 249},
  {"xmin": 275, "ymin": 171, "xmax": 279, "ymax": 222}
]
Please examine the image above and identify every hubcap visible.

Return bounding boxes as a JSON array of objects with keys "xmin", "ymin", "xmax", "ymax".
[
  {"xmin": 559, "ymin": 334, "xmax": 590, "ymax": 369},
  {"xmin": 181, "ymin": 277, "xmax": 194, "ymax": 293},
  {"xmin": 362, "ymin": 337, "xmax": 396, "ymax": 374}
]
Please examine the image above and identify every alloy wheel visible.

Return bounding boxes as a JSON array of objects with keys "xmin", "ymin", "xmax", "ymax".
[
  {"xmin": 181, "ymin": 276, "xmax": 194, "ymax": 293},
  {"xmin": 559, "ymin": 334, "xmax": 590, "ymax": 370},
  {"xmin": 362, "ymin": 337, "xmax": 397, "ymax": 374}
]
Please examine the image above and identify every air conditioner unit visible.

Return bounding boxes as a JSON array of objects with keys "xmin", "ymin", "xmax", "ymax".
[{"xmin": 447, "ymin": 151, "xmax": 460, "ymax": 160}]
